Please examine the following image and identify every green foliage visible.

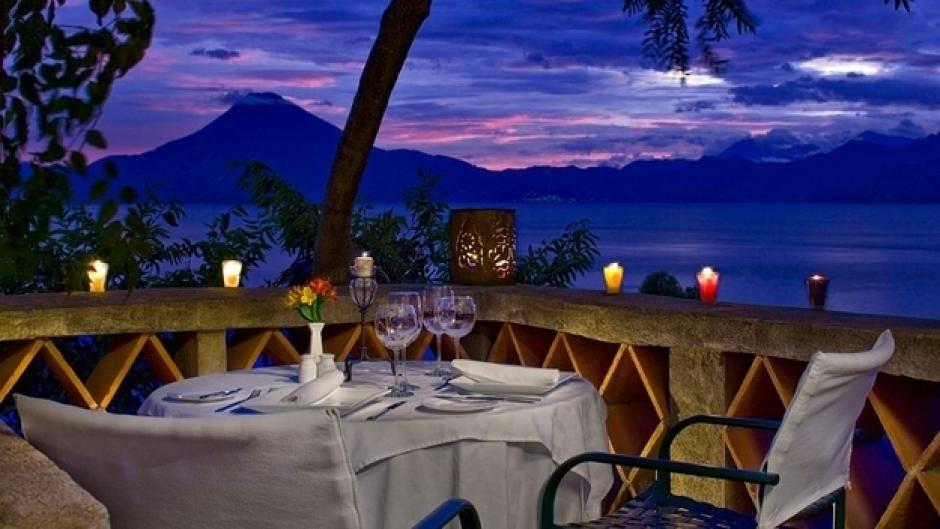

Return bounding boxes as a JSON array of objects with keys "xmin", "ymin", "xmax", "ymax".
[
  {"xmin": 241, "ymin": 164, "xmax": 598, "ymax": 288},
  {"xmin": 1, "ymin": 0, "xmax": 154, "ymax": 293},
  {"xmin": 624, "ymin": 0, "xmax": 755, "ymax": 74},
  {"xmin": 150, "ymin": 205, "xmax": 273, "ymax": 288},
  {"xmin": 516, "ymin": 220, "xmax": 599, "ymax": 288},
  {"xmin": 639, "ymin": 270, "xmax": 697, "ymax": 299}
]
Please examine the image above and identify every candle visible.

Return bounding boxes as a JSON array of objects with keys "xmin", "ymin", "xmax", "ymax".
[
  {"xmin": 603, "ymin": 262, "xmax": 624, "ymax": 295},
  {"xmin": 696, "ymin": 266, "xmax": 720, "ymax": 305},
  {"xmin": 87, "ymin": 260, "xmax": 108, "ymax": 293},
  {"xmin": 222, "ymin": 260, "xmax": 242, "ymax": 288},
  {"xmin": 806, "ymin": 274, "xmax": 830, "ymax": 310},
  {"xmin": 353, "ymin": 252, "xmax": 374, "ymax": 278}
]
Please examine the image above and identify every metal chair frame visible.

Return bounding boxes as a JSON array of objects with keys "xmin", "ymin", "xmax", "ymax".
[
  {"xmin": 540, "ymin": 414, "xmax": 847, "ymax": 529},
  {"xmin": 412, "ymin": 498, "xmax": 483, "ymax": 529}
]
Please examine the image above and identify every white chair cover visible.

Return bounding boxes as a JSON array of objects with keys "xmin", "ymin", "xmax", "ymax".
[
  {"xmin": 757, "ymin": 330, "xmax": 895, "ymax": 528},
  {"xmin": 16, "ymin": 395, "xmax": 362, "ymax": 529}
]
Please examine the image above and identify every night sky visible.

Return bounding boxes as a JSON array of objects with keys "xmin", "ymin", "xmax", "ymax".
[{"xmin": 84, "ymin": 0, "xmax": 940, "ymax": 169}]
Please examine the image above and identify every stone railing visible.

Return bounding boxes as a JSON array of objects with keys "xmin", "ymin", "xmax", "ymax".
[{"xmin": 1, "ymin": 285, "xmax": 938, "ymax": 528}]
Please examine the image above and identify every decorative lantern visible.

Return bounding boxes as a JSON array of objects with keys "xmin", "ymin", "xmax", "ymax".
[{"xmin": 448, "ymin": 209, "xmax": 516, "ymax": 285}]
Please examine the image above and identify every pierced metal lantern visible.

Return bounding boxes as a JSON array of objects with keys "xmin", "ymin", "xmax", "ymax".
[{"xmin": 448, "ymin": 208, "xmax": 516, "ymax": 285}]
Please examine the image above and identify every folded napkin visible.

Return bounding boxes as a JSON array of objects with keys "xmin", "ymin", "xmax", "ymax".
[
  {"xmin": 281, "ymin": 369, "xmax": 344, "ymax": 405},
  {"xmin": 451, "ymin": 359, "xmax": 559, "ymax": 387}
]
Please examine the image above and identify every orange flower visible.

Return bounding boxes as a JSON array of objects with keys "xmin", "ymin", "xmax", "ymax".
[{"xmin": 308, "ymin": 277, "xmax": 337, "ymax": 301}]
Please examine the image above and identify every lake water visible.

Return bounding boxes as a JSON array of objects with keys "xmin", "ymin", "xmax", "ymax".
[{"xmin": 178, "ymin": 203, "xmax": 940, "ymax": 320}]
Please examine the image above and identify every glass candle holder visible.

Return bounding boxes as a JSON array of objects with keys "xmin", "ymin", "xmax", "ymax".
[
  {"xmin": 87, "ymin": 260, "xmax": 109, "ymax": 293},
  {"xmin": 222, "ymin": 260, "xmax": 242, "ymax": 288},
  {"xmin": 807, "ymin": 274, "xmax": 830, "ymax": 310},
  {"xmin": 603, "ymin": 262, "xmax": 624, "ymax": 295},
  {"xmin": 696, "ymin": 266, "xmax": 720, "ymax": 305}
]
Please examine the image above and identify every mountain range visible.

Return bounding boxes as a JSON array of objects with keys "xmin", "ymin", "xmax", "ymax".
[{"xmin": 88, "ymin": 92, "xmax": 940, "ymax": 203}]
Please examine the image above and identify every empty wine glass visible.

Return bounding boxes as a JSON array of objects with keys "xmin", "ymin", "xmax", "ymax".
[
  {"xmin": 437, "ymin": 296, "xmax": 476, "ymax": 359},
  {"xmin": 388, "ymin": 291, "xmax": 422, "ymax": 389},
  {"xmin": 422, "ymin": 285, "xmax": 455, "ymax": 377},
  {"xmin": 374, "ymin": 303, "xmax": 419, "ymax": 398}
]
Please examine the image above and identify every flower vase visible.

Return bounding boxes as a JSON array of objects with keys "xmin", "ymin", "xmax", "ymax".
[{"xmin": 308, "ymin": 322, "xmax": 325, "ymax": 367}]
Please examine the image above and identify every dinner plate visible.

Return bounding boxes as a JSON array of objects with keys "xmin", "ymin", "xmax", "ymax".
[
  {"xmin": 244, "ymin": 385, "xmax": 388, "ymax": 414},
  {"xmin": 449, "ymin": 373, "xmax": 576, "ymax": 396},
  {"xmin": 165, "ymin": 390, "xmax": 241, "ymax": 403},
  {"xmin": 420, "ymin": 396, "xmax": 497, "ymax": 413}
]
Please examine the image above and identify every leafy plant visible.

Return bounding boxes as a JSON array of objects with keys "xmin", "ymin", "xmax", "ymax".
[
  {"xmin": 516, "ymin": 220, "xmax": 600, "ymax": 288},
  {"xmin": 150, "ymin": 205, "xmax": 273, "ymax": 288},
  {"xmin": 639, "ymin": 271, "xmax": 697, "ymax": 299},
  {"xmin": 1, "ymin": 0, "xmax": 154, "ymax": 293}
]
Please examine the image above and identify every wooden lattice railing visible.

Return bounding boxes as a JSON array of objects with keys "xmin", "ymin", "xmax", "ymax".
[{"xmin": 1, "ymin": 286, "xmax": 938, "ymax": 528}]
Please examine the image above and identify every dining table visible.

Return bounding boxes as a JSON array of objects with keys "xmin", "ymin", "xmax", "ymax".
[{"xmin": 138, "ymin": 361, "xmax": 613, "ymax": 529}]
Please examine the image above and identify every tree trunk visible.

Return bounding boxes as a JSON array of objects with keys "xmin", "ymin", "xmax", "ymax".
[{"xmin": 313, "ymin": 0, "xmax": 433, "ymax": 281}]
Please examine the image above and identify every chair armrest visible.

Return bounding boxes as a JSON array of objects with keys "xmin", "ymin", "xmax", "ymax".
[
  {"xmin": 660, "ymin": 415, "xmax": 781, "ymax": 459},
  {"xmin": 540, "ymin": 452, "xmax": 779, "ymax": 529},
  {"xmin": 412, "ymin": 498, "xmax": 482, "ymax": 529}
]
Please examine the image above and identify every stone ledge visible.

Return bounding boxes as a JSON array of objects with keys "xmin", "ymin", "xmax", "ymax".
[{"xmin": 1, "ymin": 285, "xmax": 937, "ymax": 381}]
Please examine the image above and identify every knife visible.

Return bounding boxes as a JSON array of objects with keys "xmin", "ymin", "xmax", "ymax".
[{"xmin": 367, "ymin": 400, "xmax": 406, "ymax": 421}]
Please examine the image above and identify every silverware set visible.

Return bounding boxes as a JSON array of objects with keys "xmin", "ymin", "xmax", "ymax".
[
  {"xmin": 367, "ymin": 400, "xmax": 406, "ymax": 421},
  {"xmin": 215, "ymin": 388, "xmax": 263, "ymax": 412}
]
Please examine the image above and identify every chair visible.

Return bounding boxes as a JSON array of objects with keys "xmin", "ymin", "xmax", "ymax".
[
  {"xmin": 16, "ymin": 395, "xmax": 363, "ymax": 529},
  {"xmin": 412, "ymin": 498, "xmax": 482, "ymax": 529},
  {"xmin": 540, "ymin": 329, "xmax": 895, "ymax": 529}
]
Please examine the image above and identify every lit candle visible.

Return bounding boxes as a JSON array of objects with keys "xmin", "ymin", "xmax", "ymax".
[
  {"xmin": 806, "ymin": 274, "xmax": 830, "ymax": 310},
  {"xmin": 222, "ymin": 260, "xmax": 242, "ymax": 288},
  {"xmin": 603, "ymin": 262, "xmax": 624, "ymax": 295},
  {"xmin": 696, "ymin": 266, "xmax": 720, "ymax": 305},
  {"xmin": 353, "ymin": 252, "xmax": 374, "ymax": 278},
  {"xmin": 87, "ymin": 260, "xmax": 109, "ymax": 293}
]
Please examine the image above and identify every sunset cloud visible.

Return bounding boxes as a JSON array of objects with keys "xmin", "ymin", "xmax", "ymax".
[{"xmin": 92, "ymin": 0, "xmax": 940, "ymax": 166}]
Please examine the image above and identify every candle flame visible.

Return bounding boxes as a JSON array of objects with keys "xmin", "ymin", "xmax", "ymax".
[{"xmin": 699, "ymin": 266, "xmax": 716, "ymax": 277}]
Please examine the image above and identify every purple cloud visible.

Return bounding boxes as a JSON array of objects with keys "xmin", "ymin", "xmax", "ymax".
[
  {"xmin": 732, "ymin": 76, "xmax": 940, "ymax": 108},
  {"xmin": 191, "ymin": 48, "xmax": 241, "ymax": 60}
]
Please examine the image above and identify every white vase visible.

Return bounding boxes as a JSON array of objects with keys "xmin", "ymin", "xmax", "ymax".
[
  {"xmin": 307, "ymin": 321, "xmax": 325, "ymax": 365},
  {"xmin": 298, "ymin": 354, "xmax": 317, "ymax": 384}
]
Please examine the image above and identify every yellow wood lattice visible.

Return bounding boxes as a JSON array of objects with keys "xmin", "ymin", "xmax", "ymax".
[{"xmin": 723, "ymin": 353, "xmax": 940, "ymax": 529}]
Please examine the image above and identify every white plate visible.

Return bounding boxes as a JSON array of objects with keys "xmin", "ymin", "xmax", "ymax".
[
  {"xmin": 165, "ymin": 390, "xmax": 242, "ymax": 403},
  {"xmin": 449, "ymin": 373, "xmax": 576, "ymax": 396},
  {"xmin": 244, "ymin": 385, "xmax": 388, "ymax": 414},
  {"xmin": 420, "ymin": 396, "xmax": 497, "ymax": 413}
]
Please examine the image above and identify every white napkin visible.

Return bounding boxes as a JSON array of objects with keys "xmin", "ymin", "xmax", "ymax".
[
  {"xmin": 451, "ymin": 359, "xmax": 559, "ymax": 387},
  {"xmin": 281, "ymin": 369, "xmax": 344, "ymax": 405}
]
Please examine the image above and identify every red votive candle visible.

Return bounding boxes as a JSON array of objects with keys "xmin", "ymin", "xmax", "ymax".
[
  {"xmin": 696, "ymin": 266, "xmax": 720, "ymax": 305},
  {"xmin": 806, "ymin": 274, "xmax": 829, "ymax": 310}
]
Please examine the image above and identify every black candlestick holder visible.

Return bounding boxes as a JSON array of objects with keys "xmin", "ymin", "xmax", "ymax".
[{"xmin": 346, "ymin": 268, "xmax": 379, "ymax": 382}]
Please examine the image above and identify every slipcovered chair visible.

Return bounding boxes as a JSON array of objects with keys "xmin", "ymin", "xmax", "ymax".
[{"xmin": 539, "ymin": 329, "xmax": 895, "ymax": 529}]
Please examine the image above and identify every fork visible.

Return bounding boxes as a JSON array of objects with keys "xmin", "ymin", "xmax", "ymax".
[{"xmin": 215, "ymin": 388, "xmax": 262, "ymax": 412}]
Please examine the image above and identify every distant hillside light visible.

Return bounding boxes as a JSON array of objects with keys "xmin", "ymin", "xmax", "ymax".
[
  {"xmin": 222, "ymin": 260, "xmax": 243, "ymax": 288},
  {"xmin": 87, "ymin": 260, "xmax": 109, "ymax": 293},
  {"xmin": 448, "ymin": 209, "xmax": 516, "ymax": 285},
  {"xmin": 697, "ymin": 266, "xmax": 720, "ymax": 305}
]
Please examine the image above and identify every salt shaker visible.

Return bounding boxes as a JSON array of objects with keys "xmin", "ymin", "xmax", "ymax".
[
  {"xmin": 317, "ymin": 354, "xmax": 337, "ymax": 376},
  {"xmin": 298, "ymin": 354, "xmax": 318, "ymax": 384}
]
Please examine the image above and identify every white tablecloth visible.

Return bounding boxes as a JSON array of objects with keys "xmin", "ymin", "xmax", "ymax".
[{"xmin": 139, "ymin": 361, "xmax": 612, "ymax": 529}]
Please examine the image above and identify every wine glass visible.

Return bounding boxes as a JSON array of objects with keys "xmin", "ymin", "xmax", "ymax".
[
  {"xmin": 374, "ymin": 303, "xmax": 420, "ymax": 398},
  {"xmin": 422, "ymin": 285, "xmax": 455, "ymax": 377},
  {"xmin": 387, "ymin": 291, "xmax": 422, "ymax": 389},
  {"xmin": 436, "ymin": 296, "xmax": 476, "ymax": 359}
]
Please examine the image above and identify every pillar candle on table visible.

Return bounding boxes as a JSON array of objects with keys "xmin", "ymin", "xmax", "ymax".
[
  {"xmin": 353, "ymin": 252, "xmax": 374, "ymax": 278},
  {"xmin": 696, "ymin": 266, "xmax": 720, "ymax": 305},
  {"xmin": 222, "ymin": 260, "xmax": 242, "ymax": 288},
  {"xmin": 806, "ymin": 274, "xmax": 829, "ymax": 310},
  {"xmin": 603, "ymin": 262, "xmax": 624, "ymax": 295},
  {"xmin": 87, "ymin": 260, "xmax": 108, "ymax": 293}
]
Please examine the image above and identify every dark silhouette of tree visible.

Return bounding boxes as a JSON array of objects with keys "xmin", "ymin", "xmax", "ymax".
[{"xmin": 1, "ymin": 0, "xmax": 155, "ymax": 291}]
